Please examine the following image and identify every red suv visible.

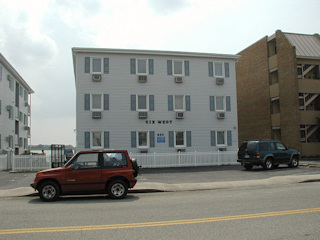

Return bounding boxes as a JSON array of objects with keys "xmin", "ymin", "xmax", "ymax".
[{"xmin": 31, "ymin": 150, "xmax": 139, "ymax": 201}]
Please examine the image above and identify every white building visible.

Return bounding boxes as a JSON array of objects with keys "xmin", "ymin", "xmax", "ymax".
[
  {"xmin": 72, "ymin": 48, "xmax": 239, "ymax": 153},
  {"xmin": 0, "ymin": 53, "xmax": 34, "ymax": 155}
]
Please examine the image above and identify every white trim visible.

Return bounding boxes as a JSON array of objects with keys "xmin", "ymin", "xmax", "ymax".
[
  {"xmin": 174, "ymin": 131, "xmax": 186, "ymax": 148},
  {"xmin": 216, "ymin": 130, "xmax": 227, "ymax": 147},
  {"xmin": 136, "ymin": 59, "xmax": 148, "ymax": 75},
  {"xmin": 214, "ymin": 62, "xmax": 224, "ymax": 77},
  {"xmin": 137, "ymin": 131, "xmax": 149, "ymax": 149},
  {"xmin": 90, "ymin": 131, "xmax": 104, "ymax": 149},
  {"xmin": 90, "ymin": 93, "xmax": 103, "ymax": 111},
  {"xmin": 136, "ymin": 94, "xmax": 149, "ymax": 112},
  {"xmin": 173, "ymin": 60, "xmax": 184, "ymax": 76},
  {"xmin": 215, "ymin": 96, "xmax": 225, "ymax": 112},
  {"xmin": 91, "ymin": 57, "xmax": 103, "ymax": 74},
  {"xmin": 174, "ymin": 95, "xmax": 185, "ymax": 112}
]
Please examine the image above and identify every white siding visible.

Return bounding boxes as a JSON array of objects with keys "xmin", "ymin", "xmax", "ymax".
[{"xmin": 74, "ymin": 49, "xmax": 239, "ymax": 153}]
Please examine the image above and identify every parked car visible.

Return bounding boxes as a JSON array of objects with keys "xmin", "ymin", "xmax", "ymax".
[
  {"xmin": 237, "ymin": 140, "xmax": 300, "ymax": 170},
  {"xmin": 31, "ymin": 150, "xmax": 139, "ymax": 201}
]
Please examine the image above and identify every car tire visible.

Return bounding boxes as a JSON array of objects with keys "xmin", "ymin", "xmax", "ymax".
[
  {"xmin": 263, "ymin": 158, "xmax": 273, "ymax": 170},
  {"xmin": 244, "ymin": 164, "xmax": 253, "ymax": 170},
  {"xmin": 108, "ymin": 180, "xmax": 128, "ymax": 199},
  {"xmin": 288, "ymin": 156, "xmax": 299, "ymax": 168},
  {"xmin": 39, "ymin": 181, "xmax": 60, "ymax": 202}
]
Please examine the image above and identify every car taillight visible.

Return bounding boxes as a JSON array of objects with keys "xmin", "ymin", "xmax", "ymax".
[{"xmin": 256, "ymin": 152, "xmax": 261, "ymax": 158}]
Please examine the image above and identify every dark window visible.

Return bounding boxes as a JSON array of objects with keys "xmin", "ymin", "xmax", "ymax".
[
  {"xmin": 247, "ymin": 142, "xmax": 257, "ymax": 153},
  {"xmin": 71, "ymin": 153, "xmax": 99, "ymax": 169},
  {"xmin": 259, "ymin": 142, "xmax": 269, "ymax": 151},
  {"xmin": 239, "ymin": 142, "xmax": 247, "ymax": 151}
]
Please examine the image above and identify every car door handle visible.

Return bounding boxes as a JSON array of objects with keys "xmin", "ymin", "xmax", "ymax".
[{"xmin": 67, "ymin": 179, "xmax": 76, "ymax": 182}]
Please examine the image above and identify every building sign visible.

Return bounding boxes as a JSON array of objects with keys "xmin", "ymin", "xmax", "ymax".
[{"xmin": 146, "ymin": 120, "xmax": 173, "ymax": 124}]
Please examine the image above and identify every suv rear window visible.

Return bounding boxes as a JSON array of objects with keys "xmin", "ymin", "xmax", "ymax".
[
  {"xmin": 259, "ymin": 142, "xmax": 269, "ymax": 151},
  {"xmin": 247, "ymin": 142, "xmax": 257, "ymax": 153},
  {"xmin": 239, "ymin": 142, "xmax": 247, "ymax": 151}
]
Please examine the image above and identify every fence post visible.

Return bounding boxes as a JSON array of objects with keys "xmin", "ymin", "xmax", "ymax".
[
  {"xmin": 194, "ymin": 151, "xmax": 197, "ymax": 166},
  {"xmin": 12, "ymin": 153, "xmax": 15, "ymax": 172},
  {"xmin": 218, "ymin": 150, "xmax": 220, "ymax": 165}
]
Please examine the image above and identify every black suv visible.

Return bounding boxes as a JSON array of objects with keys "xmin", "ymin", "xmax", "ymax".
[{"xmin": 237, "ymin": 140, "xmax": 300, "ymax": 170}]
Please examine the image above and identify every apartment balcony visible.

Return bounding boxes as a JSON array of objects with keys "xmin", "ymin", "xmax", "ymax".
[
  {"xmin": 268, "ymin": 54, "xmax": 278, "ymax": 70},
  {"xmin": 298, "ymin": 79, "xmax": 320, "ymax": 93},
  {"xmin": 299, "ymin": 111, "xmax": 320, "ymax": 125},
  {"xmin": 271, "ymin": 113, "xmax": 280, "ymax": 128},
  {"xmin": 270, "ymin": 83, "xmax": 279, "ymax": 99}
]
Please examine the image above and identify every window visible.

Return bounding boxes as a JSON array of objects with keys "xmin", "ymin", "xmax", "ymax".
[
  {"xmin": 173, "ymin": 60, "xmax": 183, "ymax": 76},
  {"xmin": 71, "ymin": 153, "xmax": 99, "ymax": 169},
  {"xmin": 214, "ymin": 63, "xmax": 223, "ymax": 77},
  {"xmin": 24, "ymin": 114, "xmax": 28, "ymax": 125},
  {"xmin": 216, "ymin": 96, "xmax": 225, "ymax": 112},
  {"xmin": 137, "ymin": 59, "xmax": 148, "ymax": 75},
  {"xmin": 275, "ymin": 142, "xmax": 286, "ymax": 150},
  {"xmin": 92, "ymin": 131, "xmax": 102, "ymax": 148},
  {"xmin": 217, "ymin": 131, "xmax": 226, "ymax": 146},
  {"xmin": 103, "ymin": 152, "xmax": 127, "ymax": 168},
  {"xmin": 174, "ymin": 95, "xmax": 185, "ymax": 111},
  {"xmin": 91, "ymin": 94, "xmax": 102, "ymax": 111},
  {"xmin": 19, "ymin": 86, "xmax": 23, "ymax": 97},
  {"xmin": 259, "ymin": 142, "xmax": 269, "ymax": 151},
  {"xmin": 92, "ymin": 58, "xmax": 102, "ymax": 73},
  {"xmin": 138, "ymin": 131, "xmax": 149, "ymax": 148},
  {"xmin": 175, "ymin": 131, "xmax": 185, "ymax": 147},
  {"xmin": 137, "ymin": 95, "xmax": 148, "ymax": 111},
  {"xmin": 24, "ymin": 90, "xmax": 28, "ymax": 102}
]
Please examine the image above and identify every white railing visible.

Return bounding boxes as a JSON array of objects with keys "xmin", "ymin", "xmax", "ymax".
[
  {"xmin": 12, "ymin": 155, "xmax": 51, "ymax": 171},
  {"xmin": 0, "ymin": 151, "xmax": 238, "ymax": 171},
  {"xmin": 130, "ymin": 151, "xmax": 238, "ymax": 168}
]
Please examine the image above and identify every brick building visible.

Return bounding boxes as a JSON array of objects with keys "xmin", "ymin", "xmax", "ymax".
[{"xmin": 236, "ymin": 30, "xmax": 320, "ymax": 157}]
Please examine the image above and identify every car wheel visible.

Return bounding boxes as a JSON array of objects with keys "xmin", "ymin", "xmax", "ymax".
[
  {"xmin": 289, "ymin": 156, "xmax": 299, "ymax": 168},
  {"xmin": 108, "ymin": 180, "xmax": 128, "ymax": 199},
  {"xmin": 263, "ymin": 158, "xmax": 273, "ymax": 170},
  {"xmin": 244, "ymin": 164, "xmax": 253, "ymax": 170},
  {"xmin": 39, "ymin": 181, "xmax": 60, "ymax": 202}
]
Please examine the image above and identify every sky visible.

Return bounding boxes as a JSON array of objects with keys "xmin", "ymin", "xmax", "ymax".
[{"xmin": 0, "ymin": 0, "xmax": 319, "ymax": 146}]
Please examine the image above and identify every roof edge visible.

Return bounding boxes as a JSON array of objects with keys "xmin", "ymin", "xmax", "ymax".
[{"xmin": 0, "ymin": 53, "xmax": 34, "ymax": 93}]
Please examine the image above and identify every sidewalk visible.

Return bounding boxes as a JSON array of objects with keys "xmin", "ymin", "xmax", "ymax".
[{"xmin": 0, "ymin": 160, "xmax": 319, "ymax": 198}]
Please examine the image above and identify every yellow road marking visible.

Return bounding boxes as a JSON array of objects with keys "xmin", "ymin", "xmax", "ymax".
[{"xmin": 1, "ymin": 207, "xmax": 319, "ymax": 235}]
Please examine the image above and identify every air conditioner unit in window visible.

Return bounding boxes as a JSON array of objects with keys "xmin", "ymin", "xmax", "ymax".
[
  {"xmin": 216, "ymin": 78, "xmax": 224, "ymax": 85},
  {"xmin": 175, "ymin": 77, "xmax": 183, "ymax": 83},
  {"xmin": 92, "ymin": 111, "xmax": 102, "ymax": 119},
  {"xmin": 176, "ymin": 112, "xmax": 184, "ymax": 119},
  {"xmin": 138, "ymin": 112, "xmax": 148, "ymax": 119},
  {"xmin": 24, "ymin": 102, "xmax": 29, "ymax": 107},
  {"xmin": 138, "ymin": 75, "xmax": 147, "ymax": 83},
  {"xmin": 24, "ymin": 126, "xmax": 30, "ymax": 130},
  {"xmin": 92, "ymin": 74, "xmax": 102, "ymax": 82},
  {"xmin": 217, "ymin": 112, "xmax": 225, "ymax": 119}
]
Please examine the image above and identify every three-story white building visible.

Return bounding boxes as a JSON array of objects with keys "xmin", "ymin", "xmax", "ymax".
[
  {"xmin": 72, "ymin": 48, "xmax": 239, "ymax": 153},
  {"xmin": 0, "ymin": 53, "xmax": 34, "ymax": 155}
]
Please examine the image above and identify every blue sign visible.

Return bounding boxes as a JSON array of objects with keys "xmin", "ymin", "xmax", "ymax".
[{"xmin": 157, "ymin": 137, "xmax": 165, "ymax": 143}]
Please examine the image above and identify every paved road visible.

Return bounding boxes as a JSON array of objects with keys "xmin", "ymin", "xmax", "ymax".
[{"xmin": 1, "ymin": 181, "xmax": 320, "ymax": 239}]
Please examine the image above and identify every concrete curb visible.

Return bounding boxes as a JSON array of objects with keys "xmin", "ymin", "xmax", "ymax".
[{"xmin": 1, "ymin": 174, "xmax": 319, "ymax": 198}]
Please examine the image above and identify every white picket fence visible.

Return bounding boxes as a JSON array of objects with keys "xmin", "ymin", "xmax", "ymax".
[
  {"xmin": 130, "ymin": 151, "xmax": 238, "ymax": 168},
  {"xmin": 0, "ymin": 151, "xmax": 238, "ymax": 171},
  {"xmin": 0, "ymin": 154, "xmax": 51, "ymax": 171}
]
